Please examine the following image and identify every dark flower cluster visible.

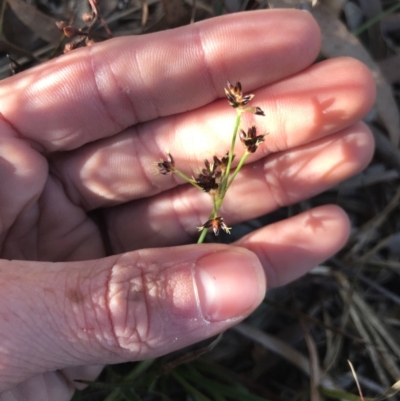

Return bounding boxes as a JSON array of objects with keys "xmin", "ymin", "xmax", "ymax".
[
  {"xmin": 156, "ymin": 80, "xmax": 267, "ymax": 240},
  {"xmin": 224, "ymin": 81, "xmax": 254, "ymax": 109},
  {"xmin": 240, "ymin": 126, "xmax": 266, "ymax": 153},
  {"xmin": 197, "ymin": 217, "xmax": 231, "ymax": 236},
  {"xmin": 224, "ymin": 81, "xmax": 265, "ymax": 116},
  {"xmin": 195, "ymin": 158, "xmax": 219, "ymax": 192},
  {"xmin": 157, "ymin": 152, "xmax": 175, "ymax": 175},
  {"xmin": 194, "ymin": 154, "xmax": 232, "ymax": 192}
]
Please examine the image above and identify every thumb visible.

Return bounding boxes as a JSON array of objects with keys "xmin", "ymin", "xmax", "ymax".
[{"xmin": 0, "ymin": 244, "xmax": 265, "ymax": 391}]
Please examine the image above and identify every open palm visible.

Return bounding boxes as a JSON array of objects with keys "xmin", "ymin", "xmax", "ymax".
[{"xmin": 0, "ymin": 9, "xmax": 375, "ymax": 401}]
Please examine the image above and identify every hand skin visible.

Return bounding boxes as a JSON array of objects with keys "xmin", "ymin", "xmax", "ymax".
[{"xmin": 0, "ymin": 8, "xmax": 375, "ymax": 401}]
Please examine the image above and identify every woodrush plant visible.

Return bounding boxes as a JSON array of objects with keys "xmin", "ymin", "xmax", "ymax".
[{"xmin": 157, "ymin": 81, "xmax": 266, "ymax": 244}]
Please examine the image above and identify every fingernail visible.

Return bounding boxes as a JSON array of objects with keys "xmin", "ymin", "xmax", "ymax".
[{"xmin": 194, "ymin": 249, "xmax": 264, "ymax": 322}]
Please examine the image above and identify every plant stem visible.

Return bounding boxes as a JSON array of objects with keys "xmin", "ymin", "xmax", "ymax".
[
  {"xmin": 197, "ymin": 111, "xmax": 244, "ymax": 244},
  {"xmin": 171, "ymin": 371, "xmax": 213, "ymax": 401},
  {"xmin": 222, "ymin": 111, "xmax": 241, "ymax": 191},
  {"xmin": 175, "ymin": 169, "xmax": 203, "ymax": 191},
  {"xmin": 197, "ymin": 218, "xmax": 211, "ymax": 244},
  {"xmin": 352, "ymin": 2, "xmax": 400, "ymax": 36},
  {"xmin": 226, "ymin": 151, "xmax": 249, "ymax": 191},
  {"xmin": 197, "ymin": 197, "xmax": 219, "ymax": 244}
]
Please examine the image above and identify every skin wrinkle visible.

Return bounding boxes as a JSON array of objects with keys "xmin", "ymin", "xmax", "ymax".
[
  {"xmin": 101, "ymin": 254, "xmax": 209, "ymax": 356},
  {"xmin": 192, "ymin": 24, "xmax": 220, "ymax": 102},
  {"xmin": 29, "ymin": 294, "xmax": 56, "ymax": 360},
  {"xmin": 0, "ymin": 109, "xmax": 46, "ymax": 155},
  {"xmin": 45, "ymin": 174, "xmax": 86, "ymax": 236},
  {"xmin": 139, "ymin": 266, "xmax": 151, "ymax": 349},
  {"xmin": 145, "ymin": 259, "xmax": 179, "ymax": 351},
  {"xmin": 121, "ymin": 279, "xmax": 130, "ymax": 347},
  {"xmin": 97, "ymin": 50, "xmax": 136, "ymax": 131},
  {"xmin": 86, "ymin": 262, "xmax": 121, "ymax": 357},
  {"xmin": 133, "ymin": 126, "xmax": 161, "ymax": 197},
  {"xmin": 0, "ymin": 295, "xmax": 53, "ymax": 377},
  {"xmin": 60, "ymin": 124, "xmax": 157, "ymax": 210},
  {"xmin": 54, "ymin": 151, "xmax": 103, "ymax": 211},
  {"xmin": 131, "ymin": 42, "xmax": 159, "ymax": 121},
  {"xmin": 87, "ymin": 46, "xmax": 125, "ymax": 135},
  {"xmin": 86, "ymin": 270, "xmax": 99, "ymax": 352},
  {"xmin": 105, "ymin": 255, "xmax": 145, "ymax": 356},
  {"xmin": 190, "ymin": 259, "xmax": 205, "ymax": 325},
  {"xmin": 2, "ymin": 203, "xmax": 40, "ymax": 261},
  {"xmin": 117, "ymin": 265, "xmax": 142, "ymax": 354},
  {"xmin": 43, "ymin": 299, "xmax": 76, "ymax": 360},
  {"xmin": 48, "ymin": 159, "xmax": 84, "ymax": 211},
  {"xmin": 266, "ymin": 97, "xmax": 295, "ymax": 154},
  {"xmin": 35, "ymin": 176, "xmax": 99, "ymax": 262},
  {"xmin": 0, "ymin": 113, "xmax": 20, "ymax": 140},
  {"xmin": 0, "ymin": 138, "xmax": 47, "ymax": 245},
  {"xmin": 112, "ymin": 57, "xmax": 139, "ymax": 125}
]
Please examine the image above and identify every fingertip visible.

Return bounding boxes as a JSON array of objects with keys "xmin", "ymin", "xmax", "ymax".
[
  {"xmin": 287, "ymin": 8, "xmax": 322, "ymax": 65},
  {"xmin": 346, "ymin": 121, "xmax": 375, "ymax": 170},
  {"xmin": 278, "ymin": 204, "xmax": 351, "ymax": 266},
  {"xmin": 338, "ymin": 57, "xmax": 377, "ymax": 115},
  {"xmin": 320, "ymin": 204, "xmax": 351, "ymax": 247},
  {"xmin": 236, "ymin": 205, "xmax": 352, "ymax": 288},
  {"xmin": 319, "ymin": 57, "xmax": 376, "ymax": 120},
  {"xmin": 195, "ymin": 247, "xmax": 266, "ymax": 322}
]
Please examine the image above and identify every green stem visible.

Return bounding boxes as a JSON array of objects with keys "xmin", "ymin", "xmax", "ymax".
[
  {"xmin": 171, "ymin": 371, "xmax": 213, "ymax": 401},
  {"xmin": 175, "ymin": 169, "xmax": 203, "ymax": 191},
  {"xmin": 226, "ymin": 152, "xmax": 249, "ymax": 191},
  {"xmin": 0, "ymin": 0, "xmax": 6, "ymax": 38},
  {"xmin": 197, "ymin": 223, "xmax": 210, "ymax": 244},
  {"xmin": 222, "ymin": 111, "xmax": 241, "ymax": 191},
  {"xmin": 197, "ymin": 111, "xmax": 243, "ymax": 244},
  {"xmin": 197, "ymin": 196, "xmax": 220, "ymax": 244},
  {"xmin": 352, "ymin": 2, "xmax": 400, "ymax": 36}
]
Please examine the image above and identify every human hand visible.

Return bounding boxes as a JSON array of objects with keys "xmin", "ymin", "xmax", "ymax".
[{"xmin": 0, "ymin": 9, "xmax": 375, "ymax": 401}]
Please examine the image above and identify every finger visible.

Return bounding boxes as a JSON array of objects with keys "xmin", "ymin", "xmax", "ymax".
[
  {"xmin": 0, "ymin": 371, "xmax": 75, "ymax": 401},
  {"xmin": 235, "ymin": 204, "xmax": 350, "ymax": 287},
  {"xmin": 0, "ymin": 366, "xmax": 105, "ymax": 401},
  {"xmin": 0, "ymin": 245, "xmax": 265, "ymax": 392},
  {"xmin": 0, "ymin": 118, "xmax": 47, "ymax": 236},
  {"xmin": 52, "ymin": 57, "xmax": 375, "ymax": 210},
  {"xmin": 104, "ymin": 122, "xmax": 373, "ymax": 250},
  {"xmin": 0, "ymin": 10, "xmax": 320, "ymax": 152}
]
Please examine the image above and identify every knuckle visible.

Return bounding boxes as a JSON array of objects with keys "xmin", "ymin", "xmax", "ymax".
[{"xmin": 104, "ymin": 253, "xmax": 158, "ymax": 357}]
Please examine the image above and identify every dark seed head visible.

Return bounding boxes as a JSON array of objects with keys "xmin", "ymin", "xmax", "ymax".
[
  {"xmin": 156, "ymin": 152, "xmax": 175, "ymax": 175},
  {"xmin": 254, "ymin": 107, "xmax": 265, "ymax": 116},
  {"xmin": 240, "ymin": 126, "xmax": 266, "ymax": 153},
  {"xmin": 224, "ymin": 80, "xmax": 255, "ymax": 109},
  {"xmin": 197, "ymin": 216, "xmax": 231, "ymax": 236}
]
